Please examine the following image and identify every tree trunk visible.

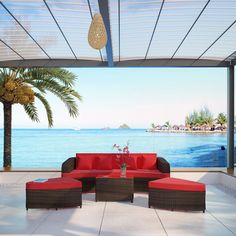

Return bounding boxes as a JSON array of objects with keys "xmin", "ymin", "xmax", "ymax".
[{"xmin": 3, "ymin": 102, "xmax": 12, "ymax": 170}]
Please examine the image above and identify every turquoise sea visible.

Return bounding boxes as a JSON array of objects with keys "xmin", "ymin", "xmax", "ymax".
[{"xmin": 0, "ymin": 129, "xmax": 230, "ymax": 169}]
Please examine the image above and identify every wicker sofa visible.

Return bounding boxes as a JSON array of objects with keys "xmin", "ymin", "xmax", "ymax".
[{"xmin": 61, "ymin": 153, "xmax": 170, "ymax": 192}]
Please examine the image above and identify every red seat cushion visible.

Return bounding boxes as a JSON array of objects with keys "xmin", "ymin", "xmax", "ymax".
[
  {"xmin": 149, "ymin": 177, "xmax": 205, "ymax": 192},
  {"xmin": 96, "ymin": 174, "xmax": 133, "ymax": 179},
  {"xmin": 62, "ymin": 169, "xmax": 169, "ymax": 179},
  {"xmin": 125, "ymin": 169, "xmax": 169, "ymax": 179},
  {"xmin": 76, "ymin": 154, "xmax": 97, "ymax": 170},
  {"xmin": 63, "ymin": 170, "xmax": 112, "ymax": 178},
  {"xmin": 109, "ymin": 169, "xmax": 169, "ymax": 178},
  {"xmin": 26, "ymin": 177, "xmax": 82, "ymax": 190}
]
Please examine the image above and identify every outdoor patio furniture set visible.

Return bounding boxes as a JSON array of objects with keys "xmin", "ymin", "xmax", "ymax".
[{"xmin": 26, "ymin": 153, "xmax": 206, "ymax": 212}]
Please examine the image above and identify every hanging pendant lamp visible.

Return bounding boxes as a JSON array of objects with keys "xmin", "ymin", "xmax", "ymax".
[{"xmin": 88, "ymin": 13, "xmax": 107, "ymax": 50}]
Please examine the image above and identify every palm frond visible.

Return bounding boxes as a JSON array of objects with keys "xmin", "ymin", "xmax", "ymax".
[
  {"xmin": 27, "ymin": 79, "xmax": 81, "ymax": 117},
  {"xmin": 0, "ymin": 69, "xmax": 8, "ymax": 84},
  {"xmin": 42, "ymin": 68, "xmax": 77, "ymax": 87},
  {"xmin": 62, "ymin": 95, "xmax": 79, "ymax": 118},
  {"xmin": 1, "ymin": 67, "xmax": 82, "ymax": 125},
  {"xmin": 25, "ymin": 78, "xmax": 61, "ymax": 91},
  {"xmin": 24, "ymin": 68, "xmax": 77, "ymax": 87},
  {"xmin": 69, "ymin": 90, "xmax": 83, "ymax": 101},
  {"xmin": 26, "ymin": 81, "xmax": 46, "ymax": 94},
  {"xmin": 29, "ymin": 77, "xmax": 80, "ymax": 117},
  {"xmin": 49, "ymin": 88, "xmax": 79, "ymax": 117},
  {"xmin": 34, "ymin": 92, "xmax": 53, "ymax": 127},
  {"xmin": 20, "ymin": 68, "xmax": 44, "ymax": 83},
  {"xmin": 23, "ymin": 103, "xmax": 40, "ymax": 123}
]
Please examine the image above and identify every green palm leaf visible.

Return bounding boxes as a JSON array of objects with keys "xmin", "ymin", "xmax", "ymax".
[
  {"xmin": 1, "ymin": 67, "xmax": 81, "ymax": 126},
  {"xmin": 23, "ymin": 103, "xmax": 39, "ymax": 123},
  {"xmin": 34, "ymin": 92, "xmax": 53, "ymax": 127},
  {"xmin": 24, "ymin": 68, "xmax": 77, "ymax": 87},
  {"xmin": 30, "ymin": 79, "xmax": 82, "ymax": 118}
]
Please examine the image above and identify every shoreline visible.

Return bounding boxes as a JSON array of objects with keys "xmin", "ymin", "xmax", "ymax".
[{"xmin": 146, "ymin": 129, "xmax": 227, "ymax": 134}]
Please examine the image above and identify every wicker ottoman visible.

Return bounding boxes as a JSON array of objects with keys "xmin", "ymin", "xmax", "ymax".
[
  {"xmin": 148, "ymin": 177, "xmax": 205, "ymax": 212},
  {"xmin": 26, "ymin": 177, "xmax": 82, "ymax": 210}
]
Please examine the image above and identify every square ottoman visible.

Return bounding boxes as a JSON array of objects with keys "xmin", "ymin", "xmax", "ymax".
[
  {"xmin": 148, "ymin": 177, "xmax": 205, "ymax": 212},
  {"xmin": 96, "ymin": 175, "xmax": 134, "ymax": 202},
  {"xmin": 26, "ymin": 177, "xmax": 82, "ymax": 210}
]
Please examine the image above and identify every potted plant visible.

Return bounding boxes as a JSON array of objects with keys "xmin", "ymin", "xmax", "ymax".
[{"xmin": 112, "ymin": 142, "xmax": 130, "ymax": 177}]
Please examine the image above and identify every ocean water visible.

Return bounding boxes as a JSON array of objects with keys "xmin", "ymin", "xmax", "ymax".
[{"xmin": 0, "ymin": 129, "xmax": 229, "ymax": 169}]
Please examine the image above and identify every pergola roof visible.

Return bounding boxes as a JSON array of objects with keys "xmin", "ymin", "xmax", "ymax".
[{"xmin": 0, "ymin": 0, "xmax": 236, "ymax": 67}]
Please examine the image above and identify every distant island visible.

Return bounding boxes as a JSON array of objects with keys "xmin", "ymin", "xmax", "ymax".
[{"xmin": 119, "ymin": 124, "xmax": 130, "ymax": 129}]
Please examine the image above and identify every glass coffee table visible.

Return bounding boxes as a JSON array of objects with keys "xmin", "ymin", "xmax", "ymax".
[{"xmin": 95, "ymin": 176, "xmax": 134, "ymax": 202}]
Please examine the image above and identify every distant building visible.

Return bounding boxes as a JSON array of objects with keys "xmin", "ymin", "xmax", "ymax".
[
  {"xmin": 179, "ymin": 125, "xmax": 187, "ymax": 131},
  {"xmin": 154, "ymin": 125, "xmax": 162, "ymax": 130},
  {"xmin": 201, "ymin": 124, "xmax": 211, "ymax": 131},
  {"xmin": 161, "ymin": 124, "xmax": 169, "ymax": 130},
  {"xmin": 172, "ymin": 125, "xmax": 179, "ymax": 130},
  {"xmin": 192, "ymin": 125, "xmax": 201, "ymax": 131},
  {"xmin": 215, "ymin": 124, "xmax": 226, "ymax": 131}
]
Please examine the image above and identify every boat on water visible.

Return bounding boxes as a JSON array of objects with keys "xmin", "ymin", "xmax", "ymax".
[{"xmin": 101, "ymin": 127, "xmax": 110, "ymax": 130}]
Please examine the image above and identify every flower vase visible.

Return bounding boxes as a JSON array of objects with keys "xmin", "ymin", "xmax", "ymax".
[{"xmin": 121, "ymin": 164, "xmax": 127, "ymax": 177}]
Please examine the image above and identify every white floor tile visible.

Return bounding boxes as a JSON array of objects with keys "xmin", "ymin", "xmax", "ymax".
[
  {"xmin": 207, "ymin": 185, "xmax": 236, "ymax": 234},
  {"xmin": 101, "ymin": 204, "xmax": 166, "ymax": 236},
  {"xmin": 32, "ymin": 203, "xmax": 105, "ymax": 236},
  {"xmin": 157, "ymin": 209, "xmax": 234, "ymax": 236},
  {"xmin": 0, "ymin": 172, "xmax": 27, "ymax": 184}
]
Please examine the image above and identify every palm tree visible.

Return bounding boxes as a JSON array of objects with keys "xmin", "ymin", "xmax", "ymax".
[
  {"xmin": 198, "ymin": 106, "xmax": 214, "ymax": 130},
  {"xmin": 151, "ymin": 123, "xmax": 157, "ymax": 129},
  {"xmin": 185, "ymin": 110, "xmax": 199, "ymax": 129},
  {"xmin": 0, "ymin": 68, "xmax": 82, "ymax": 170},
  {"xmin": 185, "ymin": 116, "xmax": 191, "ymax": 130},
  {"xmin": 216, "ymin": 113, "xmax": 227, "ymax": 130},
  {"xmin": 186, "ymin": 107, "xmax": 213, "ymax": 130},
  {"xmin": 199, "ymin": 107, "xmax": 214, "ymax": 127},
  {"xmin": 164, "ymin": 121, "xmax": 171, "ymax": 130}
]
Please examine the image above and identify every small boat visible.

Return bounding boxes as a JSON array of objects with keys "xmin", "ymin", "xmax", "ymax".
[{"xmin": 101, "ymin": 127, "xmax": 110, "ymax": 130}]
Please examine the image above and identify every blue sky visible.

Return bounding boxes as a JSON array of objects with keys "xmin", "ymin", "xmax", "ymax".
[{"xmin": 0, "ymin": 67, "xmax": 228, "ymax": 129}]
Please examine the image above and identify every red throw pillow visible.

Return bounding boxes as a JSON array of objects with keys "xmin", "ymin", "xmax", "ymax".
[
  {"xmin": 140, "ymin": 154, "xmax": 157, "ymax": 169},
  {"xmin": 124, "ymin": 155, "xmax": 137, "ymax": 170},
  {"xmin": 112, "ymin": 154, "xmax": 121, "ymax": 169},
  {"xmin": 96, "ymin": 155, "xmax": 113, "ymax": 170},
  {"xmin": 129, "ymin": 154, "xmax": 143, "ymax": 169},
  {"xmin": 76, "ymin": 155, "xmax": 96, "ymax": 170}
]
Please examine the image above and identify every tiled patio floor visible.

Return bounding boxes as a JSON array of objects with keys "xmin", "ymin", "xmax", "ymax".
[{"xmin": 0, "ymin": 172, "xmax": 236, "ymax": 236}]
